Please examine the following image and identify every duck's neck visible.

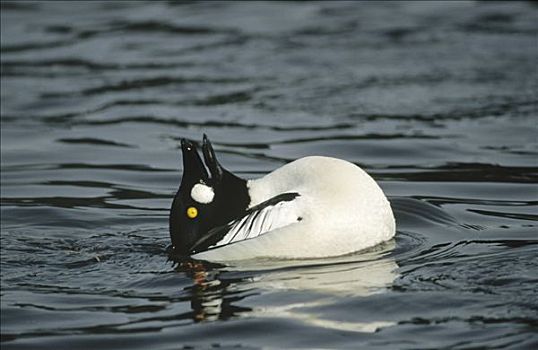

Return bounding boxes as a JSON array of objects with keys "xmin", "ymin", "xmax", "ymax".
[{"xmin": 214, "ymin": 170, "xmax": 250, "ymax": 225}]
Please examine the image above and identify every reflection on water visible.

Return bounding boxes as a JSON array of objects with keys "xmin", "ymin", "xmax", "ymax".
[
  {"xmin": 2, "ymin": 1, "xmax": 537, "ymax": 349},
  {"xmin": 230, "ymin": 242, "xmax": 398, "ymax": 296},
  {"xmin": 179, "ymin": 262, "xmax": 252, "ymax": 323},
  {"xmin": 177, "ymin": 241, "xmax": 398, "ymax": 332}
]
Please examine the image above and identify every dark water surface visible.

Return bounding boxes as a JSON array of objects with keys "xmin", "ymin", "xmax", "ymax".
[{"xmin": 1, "ymin": 1, "xmax": 537, "ymax": 349}]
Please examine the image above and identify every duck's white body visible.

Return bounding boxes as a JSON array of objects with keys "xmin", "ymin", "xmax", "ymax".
[{"xmin": 193, "ymin": 156, "xmax": 395, "ymax": 261}]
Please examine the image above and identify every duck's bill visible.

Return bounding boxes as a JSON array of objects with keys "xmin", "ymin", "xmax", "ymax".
[
  {"xmin": 180, "ymin": 138, "xmax": 209, "ymax": 186},
  {"xmin": 180, "ymin": 135, "xmax": 225, "ymax": 187}
]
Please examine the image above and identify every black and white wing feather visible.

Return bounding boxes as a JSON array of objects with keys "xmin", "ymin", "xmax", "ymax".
[{"xmin": 191, "ymin": 192, "xmax": 301, "ymax": 253}]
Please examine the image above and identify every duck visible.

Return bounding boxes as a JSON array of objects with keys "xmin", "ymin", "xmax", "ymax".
[{"xmin": 169, "ymin": 135, "xmax": 395, "ymax": 261}]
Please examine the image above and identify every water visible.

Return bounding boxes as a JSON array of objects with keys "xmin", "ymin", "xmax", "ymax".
[{"xmin": 1, "ymin": 1, "xmax": 537, "ymax": 348}]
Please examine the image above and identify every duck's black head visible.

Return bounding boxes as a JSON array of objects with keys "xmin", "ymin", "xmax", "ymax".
[{"xmin": 169, "ymin": 135, "xmax": 249, "ymax": 256}]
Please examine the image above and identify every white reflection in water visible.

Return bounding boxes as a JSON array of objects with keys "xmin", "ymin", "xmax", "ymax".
[{"xmin": 186, "ymin": 240, "xmax": 398, "ymax": 332}]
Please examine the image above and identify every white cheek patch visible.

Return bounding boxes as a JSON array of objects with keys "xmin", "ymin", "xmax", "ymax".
[{"xmin": 191, "ymin": 183, "xmax": 215, "ymax": 204}]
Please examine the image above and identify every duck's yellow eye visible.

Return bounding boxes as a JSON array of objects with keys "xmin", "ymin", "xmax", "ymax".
[{"xmin": 186, "ymin": 206, "xmax": 198, "ymax": 219}]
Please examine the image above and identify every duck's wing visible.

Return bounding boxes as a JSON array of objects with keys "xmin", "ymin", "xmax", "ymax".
[{"xmin": 190, "ymin": 192, "xmax": 301, "ymax": 253}]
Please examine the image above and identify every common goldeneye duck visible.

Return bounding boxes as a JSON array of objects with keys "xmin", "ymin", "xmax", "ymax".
[{"xmin": 169, "ymin": 135, "xmax": 395, "ymax": 261}]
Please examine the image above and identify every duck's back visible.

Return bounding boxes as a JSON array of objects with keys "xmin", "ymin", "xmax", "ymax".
[{"xmin": 193, "ymin": 156, "xmax": 395, "ymax": 260}]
